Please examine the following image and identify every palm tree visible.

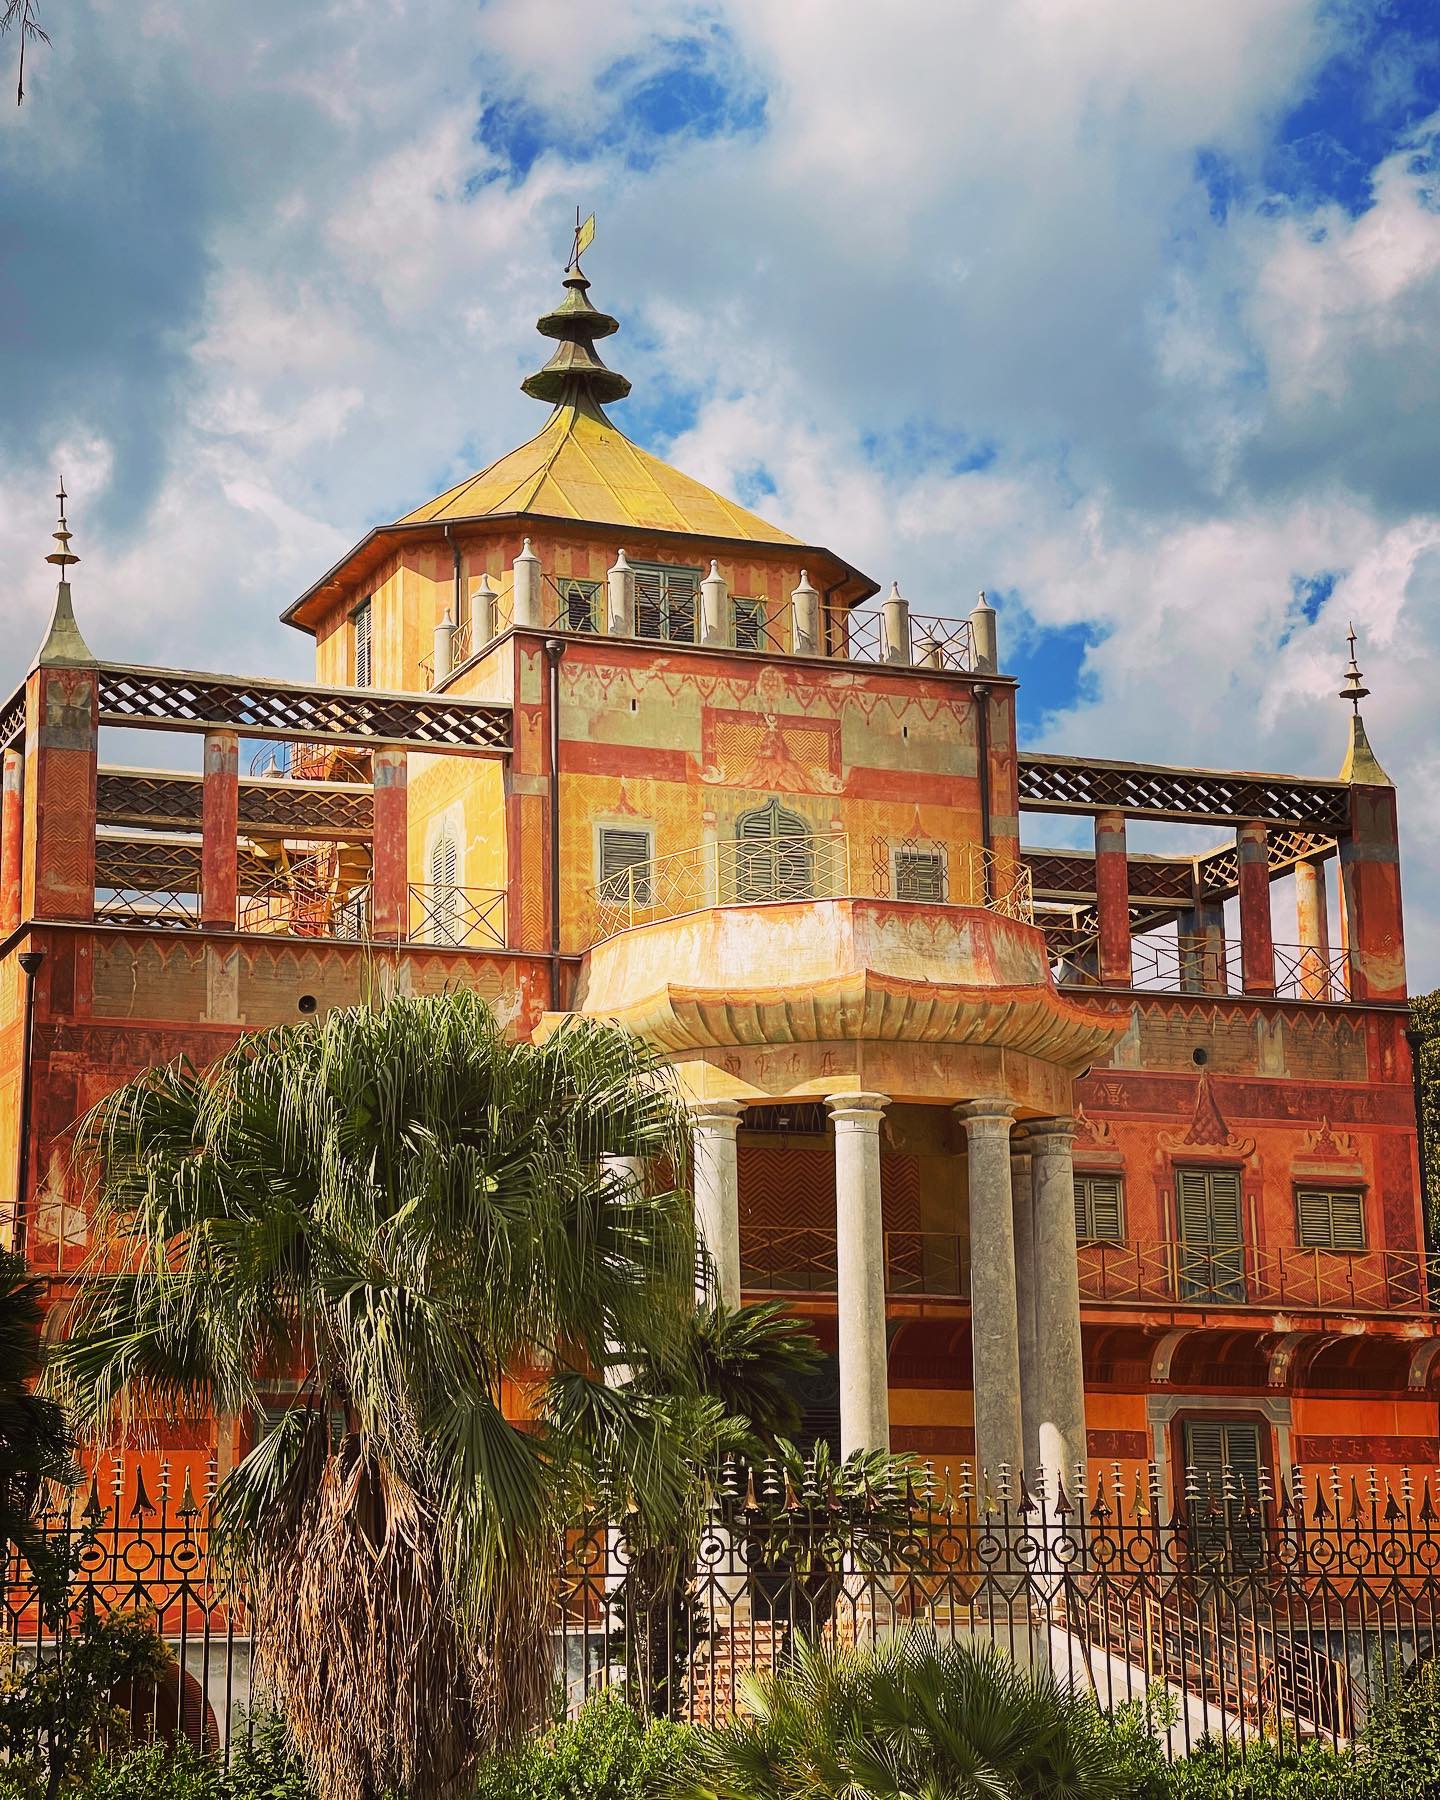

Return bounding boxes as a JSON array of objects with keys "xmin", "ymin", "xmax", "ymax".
[
  {"xmin": 0, "ymin": 1250, "xmax": 76, "ymax": 1604},
  {"xmin": 51, "ymin": 989, "xmax": 699, "ymax": 1800},
  {"xmin": 677, "ymin": 1628, "xmax": 1127, "ymax": 1800}
]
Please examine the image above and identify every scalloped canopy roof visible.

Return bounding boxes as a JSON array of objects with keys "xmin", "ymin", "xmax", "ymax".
[{"xmin": 398, "ymin": 397, "xmax": 801, "ymax": 546}]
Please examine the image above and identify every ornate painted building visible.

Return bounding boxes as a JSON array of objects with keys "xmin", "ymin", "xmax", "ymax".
[{"xmin": 0, "ymin": 253, "xmax": 1427, "ymax": 1507}]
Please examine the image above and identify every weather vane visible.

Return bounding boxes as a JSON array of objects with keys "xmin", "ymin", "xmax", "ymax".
[
  {"xmin": 568, "ymin": 208, "xmax": 596, "ymax": 271},
  {"xmin": 1339, "ymin": 621, "xmax": 1369, "ymax": 715}
]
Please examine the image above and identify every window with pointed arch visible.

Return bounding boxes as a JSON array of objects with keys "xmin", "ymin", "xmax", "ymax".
[{"xmin": 734, "ymin": 799, "xmax": 814, "ymax": 903}]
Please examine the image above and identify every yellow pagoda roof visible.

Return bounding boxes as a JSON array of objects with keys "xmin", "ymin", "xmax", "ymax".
[{"xmin": 398, "ymin": 397, "xmax": 800, "ymax": 546}]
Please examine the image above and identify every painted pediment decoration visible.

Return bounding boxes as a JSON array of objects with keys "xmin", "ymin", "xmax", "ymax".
[
  {"xmin": 699, "ymin": 707, "xmax": 845, "ymax": 794},
  {"xmin": 1157, "ymin": 1069, "xmax": 1255, "ymax": 1160},
  {"xmin": 1292, "ymin": 1117, "xmax": 1365, "ymax": 1180}
]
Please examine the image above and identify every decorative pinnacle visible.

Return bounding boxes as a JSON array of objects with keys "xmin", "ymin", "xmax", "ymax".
[
  {"xmin": 1340, "ymin": 622, "xmax": 1369, "ymax": 715},
  {"xmin": 522, "ymin": 218, "xmax": 630, "ymax": 411},
  {"xmin": 45, "ymin": 479, "xmax": 79, "ymax": 572}
]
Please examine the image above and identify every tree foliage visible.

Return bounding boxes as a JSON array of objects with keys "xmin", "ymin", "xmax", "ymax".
[
  {"xmin": 0, "ymin": 1249, "xmax": 77, "ymax": 1605},
  {"xmin": 1409, "ymin": 989, "xmax": 1440, "ymax": 1244},
  {"xmin": 52, "ymin": 990, "xmax": 700, "ymax": 1800}
]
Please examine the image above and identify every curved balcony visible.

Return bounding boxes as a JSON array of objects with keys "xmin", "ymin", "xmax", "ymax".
[{"xmin": 587, "ymin": 829, "xmax": 1033, "ymax": 946}]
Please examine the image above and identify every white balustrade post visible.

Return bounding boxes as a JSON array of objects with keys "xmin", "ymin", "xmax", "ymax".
[
  {"xmin": 433, "ymin": 610, "xmax": 455, "ymax": 685},
  {"xmin": 512, "ymin": 537, "xmax": 542, "ymax": 629},
  {"xmin": 607, "ymin": 549, "xmax": 636, "ymax": 637},
  {"xmin": 881, "ymin": 582, "xmax": 911, "ymax": 665},
  {"xmin": 473, "ymin": 573, "xmax": 498, "ymax": 647},
  {"xmin": 792, "ymin": 570, "xmax": 821, "ymax": 657},
  {"xmin": 969, "ymin": 590, "xmax": 999, "ymax": 673},
  {"xmin": 700, "ymin": 560, "xmax": 729, "ymax": 648}
]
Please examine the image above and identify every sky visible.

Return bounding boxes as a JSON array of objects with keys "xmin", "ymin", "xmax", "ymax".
[{"xmin": 1, "ymin": 0, "xmax": 1438, "ymax": 977}]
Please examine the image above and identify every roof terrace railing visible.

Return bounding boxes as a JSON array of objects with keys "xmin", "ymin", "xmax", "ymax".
[
  {"xmin": 1057, "ymin": 935, "xmax": 1352, "ymax": 1002},
  {"xmin": 587, "ymin": 829, "xmax": 1033, "ymax": 944}
]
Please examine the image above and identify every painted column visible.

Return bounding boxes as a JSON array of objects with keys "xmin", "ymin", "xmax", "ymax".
[
  {"xmin": 1093, "ymin": 809, "xmax": 1132, "ymax": 988},
  {"xmin": 1028, "ymin": 1120, "xmax": 1088, "ymax": 1496},
  {"xmin": 1341, "ymin": 778, "xmax": 1406, "ymax": 1003},
  {"xmin": 1295, "ymin": 855, "xmax": 1332, "ymax": 1001},
  {"xmin": 1179, "ymin": 899, "xmax": 1226, "ymax": 994},
  {"xmin": 371, "ymin": 746, "xmax": 408, "ymax": 940},
  {"xmin": 1009, "ymin": 1129, "xmax": 1040, "ymax": 1477},
  {"xmin": 1237, "ymin": 821, "xmax": 1275, "ymax": 997},
  {"xmin": 691, "ymin": 1101, "xmax": 744, "ymax": 1308},
  {"xmin": 1, "ymin": 748, "xmax": 23, "ymax": 936},
  {"xmin": 22, "ymin": 664, "xmax": 98, "ymax": 923},
  {"xmin": 200, "ymin": 731, "xmax": 239, "ymax": 930},
  {"xmin": 958, "ymin": 1099, "xmax": 1024, "ymax": 1478},
  {"xmin": 828, "ymin": 1093, "xmax": 891, "ymax": 1455}
]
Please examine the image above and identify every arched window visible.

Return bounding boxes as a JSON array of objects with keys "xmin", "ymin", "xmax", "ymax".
[
  {"xmin": 734, "ymin": 799, "xmax": 813, "ymax": 902},
  {"xmin": 428, "ymin": 831, "xmax": 460, "ymax": 945}
]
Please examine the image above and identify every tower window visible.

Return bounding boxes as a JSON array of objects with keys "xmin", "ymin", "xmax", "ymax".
[
  {"xmin": 633, "ymin": 562, "xmax": 700, "ymax": 644},
  {"xmin": 894, "ymin": 848, "xmax": 947, "ymax": 902},
  {"xmin": 560, "ymin": 579, "xmax": 600, "ymax": 633},
  {"xmin": 1296, "ymin": 1186, "xmax": 1367, "ymax": 1250},
  {"xmin": 1074, "ymin": 1174, "xmax": 1125, "ymax": 1242},
  {"xmin": 735, "ymin": 800, "xmax": 813, "ymax": 902},
  {"xmin": 733, "ymin": 598, "xmax": 766, "ymax": 650},
  {"xmin": 598, "ymin": 826, "xmax": 654, "ymax": 905},
  {"xmin": 353, "ymin": 598, "xmax": 373, "ymax": 689},
  {"xmin": 428, "ymin": 832, "xmax": 460, "ymax": 945},
  {"xmin": 1175, "ymin": 1166, "xmax": 1245, "ymax": 1302}
]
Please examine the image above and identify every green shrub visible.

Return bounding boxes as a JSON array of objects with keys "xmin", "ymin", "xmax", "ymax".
[
  {"xmin": 1357, "ymin": 1656, "xmax": 1440, "ymax": 1798},
  {"xmin": 473, "ymin": 1692, "xmax": 695, "ymax": 1800}
]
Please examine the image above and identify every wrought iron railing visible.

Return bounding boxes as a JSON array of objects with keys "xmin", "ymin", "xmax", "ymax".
[
  {"xmin": 1059, "ymin": 936, "xmax": 1352, "ymax": 1003},
  {"xmin": 1076, "ymin": 1239, "xmax": 1429, "ymax": 1314},
  {"xmin": 589, "ymin": 831, "xmax": 1033, "ymax": 943},
  {"xmin": 93, "ymin": 887, "xmax": 201, "ymax": 930},
  {"xmin": 237, "ymin": 875, "xmax": 371, "ymax": 941},
  {"xmin": 823, "ymin": 604, "xmax": 975, "ymax": 671},
  {"xmin": 13, "ymin": 1453, "xmax": 1440, "ymax": 1752},
  {"xmin": 405, "ymin": 882, "xmax": 506, "ymax": 949},
  {"xmin": 740, "ymin": 1229, "xmax": 965, "ymax": 1298}
]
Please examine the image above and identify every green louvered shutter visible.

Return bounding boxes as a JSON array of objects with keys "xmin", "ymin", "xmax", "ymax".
[
  {"xmin": 599, "ymin": 827, "xmax": 653, "ymax": 907},
  {"xmin": 1176, "ymin": 1167, "xmax": 1244, "ymax": 1300},
  {"xmin": 1297, "ymin": 1187, "xmax": 1367, "ymax": 1250},
  {"xmin": 634, "ymin": 563, "xmax": 699, "ymax": 643},
  {"xmin": 1075, "ymin": 1175, "xmax": 1124, "ymax": 1242},
  {"xmin": 1184, "ymin": 1418, "xmax": 1264, "ymax": 1566}
]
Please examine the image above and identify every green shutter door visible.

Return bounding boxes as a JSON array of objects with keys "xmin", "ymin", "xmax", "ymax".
[{"xmin": 1176, "ymin": 1168, "xmax": 1245, "ymax": 1302}]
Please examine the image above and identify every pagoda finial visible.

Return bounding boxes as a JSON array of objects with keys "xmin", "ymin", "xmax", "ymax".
[
  {"xmin": 1339, "ymin": 621, "xmax": 1368, "ymax": 715},
  {"xmin": 1337, "ymin": 621, "xmax": 1390, "ymax": 786},
  {"xmin": 45, "ymin": 478, "xmax": 79, "ymax": 574},
  {"xmin": 522, "ymin": 215, "xmax": 631, "ymax": 413},
  {"xmin": 33, "ymin": 477, "xmax": 95, "ymax": 669}
]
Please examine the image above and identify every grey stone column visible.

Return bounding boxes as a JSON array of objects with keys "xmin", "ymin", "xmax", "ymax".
[
  {"xmin": 1009, "ymin": 1129, "xmax": 1040, "ymax": 1478},
  {"xmin": 958, "ymin": 1100, "xmax": 1024, "ymax": 1479},
  {"xmin": 691, "ymin": 1101, "xmax": 745, "ymax": 1307},
  {"xmin": 828, "ymin": 1093, "xmax": 891, "ymax": 1455},
  {"xmin": 1028, "ymin": 1119, "xmax": 1088, "ymax": 1495}
]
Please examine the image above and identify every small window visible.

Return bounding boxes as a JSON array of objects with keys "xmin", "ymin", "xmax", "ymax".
[
  {"xmin": 428, "ymin": 833, "xmax": 460, "ymax": 945},
  {"xmin": 353, "ymin": 598, "xmax": 373, "ymax": 689},
  {"xmin": 1296, "ymin": 1186, "xmax": 1367, "ymax": 1250},
  {"xmin": 733, "ymin": 598, "xmax": 766, "ymax": 651},
  {"xmin": 1074, "ymin": 1174, "xmax": 1125, "ymax": 1242},
  {"xmin": 599, "ymin": 826, "xmax": 653, "ymax": 906},
  {"xmin": 894, "ymin": 848, "xmax": 947, "ymax": 902},
  {"xmin": 560, "ymin": 579, "xmax": 600, "ymax": 633},
  {"xmin": 633, "ymin": 562, "xmax": 700, "ymax": 643}
]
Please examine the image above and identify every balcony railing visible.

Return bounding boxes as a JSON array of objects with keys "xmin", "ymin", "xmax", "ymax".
[
  {"xmin": 1077, "ymin": 1239, "xmax": 1430, "ymax": 1314},
  {"xmin": 589, "ymin": 831, "xmax": 1033, "ymax": 943},
  {"xmin": 1059, "ymin": 936, "xmax": 1352, "ymax": 1002},
  {"xmin": 741, "ymin": 1228, "xmax": 965, "ymax": 1298},
  {"xmin": 405, "ymin": 882, "xmax": 505, "ymax": 949},
  {"xmin": 238, "ymin": 874, "xmax": 371, "ymax": 941}
]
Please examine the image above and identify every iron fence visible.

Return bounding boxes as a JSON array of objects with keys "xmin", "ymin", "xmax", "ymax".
[{"xmin": 8, "ymin": 1456, "xmax": 1440, "ymax": 1763}]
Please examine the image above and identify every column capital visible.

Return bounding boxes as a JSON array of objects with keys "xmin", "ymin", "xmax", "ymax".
[
  {"xmin": 956, "ymin": 1098, "xmax": 1016, "ymax": 1134},
  {"xmin": 825, "ymin": 1091, "xmax": 890, "ymax": 1126},
  {"xmin": 1026, "ymin": 1116, "xmax": 1078, "ymax": 1151},
  {"xmin": 689, "ymin": 1098, "xmax": 746, "ymax": 1133}
]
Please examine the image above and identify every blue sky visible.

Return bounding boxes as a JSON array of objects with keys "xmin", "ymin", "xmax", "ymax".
[{"xmin": 0, "ymin": 0, "xmax": 1438, "ymax": 972}]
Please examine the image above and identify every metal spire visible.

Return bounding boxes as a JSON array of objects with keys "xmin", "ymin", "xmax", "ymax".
[
  {"xmin": 1339, "ymin": 621, "xmax": 1369, "ymax": 715},
  {"xmin": 45, "ymin": 478, "xmax": 79, "ymax": 573}
]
